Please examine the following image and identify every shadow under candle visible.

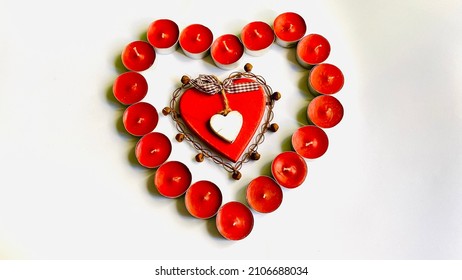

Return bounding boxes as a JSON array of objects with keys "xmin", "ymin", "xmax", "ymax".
[
  {"xmin": 206, "ymin": 218, "xmax": 224, "ymax": 240},
  {"xmin": 176, "ymin": 195, "xmax": 194, "ymax": 218},
  {"xmin": 114, "ymin": 53, "xmax": 127, "ymax": 74},
  {"xmin": 146, "ymin": 171, "xmax": 162, "ymax": 198}
]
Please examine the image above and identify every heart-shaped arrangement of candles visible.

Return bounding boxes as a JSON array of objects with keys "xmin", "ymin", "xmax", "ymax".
[{"xmin": 112, "ymin": 12, "xmax": 345, "ymax": 240}]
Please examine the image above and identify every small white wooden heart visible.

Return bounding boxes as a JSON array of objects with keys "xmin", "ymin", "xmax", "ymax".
[{"xmin": 209, "ymin": 110, "xmax": 243, "ymax": 143}]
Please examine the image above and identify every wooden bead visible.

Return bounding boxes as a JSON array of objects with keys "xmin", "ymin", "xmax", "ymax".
[
  {"xmin": 195, "ymin": 153, "xmax": 204, "ymax": 162},
  {"xmin": 162, "ymin": 107, "xmax": 171, "ymax": 116},
  {"xmin": 269, "ymin": 123, "xmax": 279, "ymax": 132},
  {"xmin": 250, "ymin": 151, "xmax": 260, "ymax": 160},
  {"xmin": 244, "ymin": 63, "xmax": 253, "ymax": 72},
  {"xmin": 232, "ymin": 170, "xmax": 242, "ymax": 180},
  {"xmin": 271, "ymin": 92, "xmax": 282, "ymax": 101},
  {"xmin": 181, "ymin": 75, "xmax": 190, "ymax": 85},
  {"xmin": 175, "ymin": 133, "xmax": 185, "ymax": 142}
]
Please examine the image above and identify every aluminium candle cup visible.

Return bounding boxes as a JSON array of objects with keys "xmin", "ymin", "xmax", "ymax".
[
  {"xmin": 216, "ymin": 201, "xmax": 254, "ymax": 240},
  {"xmin": 246, "ymin": 176, "xmax": 283, "ymax": 213},
  {"xmin": 179, "ymin": 24, "xmax": 213, "ymax": 59},
  {"xmin": 307, "ymin": 95, "xmax": 344, "ymax": 129},
  {"xmin": 291, "ymin": 125, "xmax": 329, "ymax": 159},
  {"xmin": 154, "ymin": 161, "xmax": 192, "ymax": 198},
  {"xmin": 271, "ymin": 151, "xmax": 308, "ymax": 189},
  {"xmin": 121, "ymin": 41, "xmax": 156, "ymax": 72},
  {"xmin": 135, "ymin": 132, "xmax": 172, "ymax": 168},
  {"xmin": 307, "ymin": 63, "xmax": 345, "ymax": 95},
  {"xmin": 122, "ymin": 102, "xmax": 159, "ymax": 136},
  {"xmin": 185, "ymin": 180, "xmax": 222, "ymax": 219},
  {"xmin": 210, "ymin": 34, "xmax": 244, "ymax": 70},
  {"xmin": 112, "ymin": 71, "xmax": 148, "ymax": 105},
  {"xmin": 273, "ymin": 12, "xmax": 307, "ymax": 48},
  {"xmin": 240, "ymin": 21, "xmax": 275, "ymax": 56},
  {"xmin": 296, "ymin": 34, "xmax": 331, "ymax": 69},
  {"xmin": 152, "ymin": 41, "xmax": 179, "ymax": 55},
  {"xmin": 243, "ymin": 46, "xmax": 270, "ymax": 57},
  {"xmin": 147, "ymin": 19, "xmax": 180, "ymax": 55},
  {"xmin": 275, "ymin": 35, "xmax": 301, "ymax": 48}
]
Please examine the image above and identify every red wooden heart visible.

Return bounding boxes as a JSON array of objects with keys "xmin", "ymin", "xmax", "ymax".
[{"xmin": 179, "ymin": 78, "xmax": 266, "ymax": 162}]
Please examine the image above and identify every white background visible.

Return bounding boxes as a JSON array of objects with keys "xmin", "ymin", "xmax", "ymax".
[{"xmin": 1, "ymin": 0, "xmax": 461, "ymax": 259}]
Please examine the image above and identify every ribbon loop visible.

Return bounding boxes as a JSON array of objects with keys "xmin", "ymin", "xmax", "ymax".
[
  {"xmin": 189, "ymin": 75, "xmax": 222, "ymax": 95},
  {"xmin": 189, "ymin": 74, "xmax": 260, "ymax": 95}
]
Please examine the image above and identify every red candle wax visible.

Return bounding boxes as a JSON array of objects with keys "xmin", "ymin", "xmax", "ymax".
[
  {"xmin": 112, "ymin": 72, "xmax": 148, "ymax": 105},
  {"xmin": 307, "ymin": 95, "xmax": 344, "ymax": 129},
  {"xmin": 210, "ymin": 34, "xmax": 244, "ymax": 70},
  {"xmin": 155, "ymin": 161, "xmax": 192, "ymax": 198},
  {"xmin": 246, "ymin": 176, "xmax": 283, "ymax": 213},
  {"xmin": 273, "ymin": 12, "xmax": 307, "ymax": 47},
  {"xmin": 179, "ymin": 24, "xmax": 213, "ymax": 59},
  {"xmin": 147, "ymin": 19, "xmax": 180, "ymax": 54},
  {"xmin": 308, "ymin": 63, "xmax": 344, "ymax": 95},
  {"xmin": 241, "ymin": 21, "xmax": 274, "ymax": 56},
  {"xmin": 216, "ymin": 201, "xmax": 254, "ymax": 240},
  {"xmin": 292, "ymin": 125, "xmax": 329, "ymax": 159},
  {"xmin": 185, "ymin": 180, "xmax": 222, "ymax": 219},
  {"xmin": 123, "ymin": 102, "xmax": 159, "ymax": 136},
  {"xmin": 296, "ymin": 34, "xmax": 330, "ymax": 68},
  {"xmin": 135, "ymin": 132, "xmax": 172, "ymax": 168},
  {"xmin": 271, "ymin": 151, "xmax": 308, "ymax": 189},
  {"xmin": 121, "ymin": 41, "xmax": 156, "ymax": 72}
]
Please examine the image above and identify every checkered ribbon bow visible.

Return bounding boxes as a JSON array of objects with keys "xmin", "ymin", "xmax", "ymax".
[{"xmin": 190, "ymin": 74, "xmax": 260, "ymax": 94}]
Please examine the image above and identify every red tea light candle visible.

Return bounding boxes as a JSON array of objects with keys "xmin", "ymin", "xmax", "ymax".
[
  {"xmin": 307, "ymin": 95, "xmax": 344, "ymax": 129},
  {"xmin": 179, "ymin": 24, "xmax": 213, "ymax": 59},
  {"xmin": 112, "ymin": 72, "xmax": 148, "ymax": 105},
  {"xmin": 135, "ymin": 132, "xmax": 172, "ymax": 168},
  {"xmin": 122, "ymin": 102, "xmax": 159, "ymax": 136},
  {"xmin": 147, "ymin": 19, "xmax": 180, "ymax": 55},
  {"xmin": 296, "ymin": 34, "xmax": 331, "ymax": 68},
  {"xmin": 121, "ymin": 41, "xmax": 156, "ymax": 72},
  {"xmin": 210, "ymin": 34, "xmax": 244, "ymax": 70},
  {"xmin": 185, "ymin": 180, "xmax": 222, "ymax": 219},
  {"xmin": 271, "ymin": 151, "xmax": 308, "ymax": 189},
  {"xmin": 308, "ymin": 63, "xmax": 344, "ymax": 95},
  {"xmin": 246, "ymin": 176, "xmax": 283, "ymax": 213},
  {"xmin": 216, "ymin": 201, "xmax": 254, "ymax": 240},
  {"xmin": 155, "ymin": 161, "xmax": 192, "ymax": 198},
  {"xmin": 241, "ymin": 21, "xmax": 274, "ymax": 56},
  {"xmin": 273, "ymin": 12, "xmax": 307, "ymax": 47},
  {"xmin": 292, "ymin": 125, "xmax": 329, "ymax": 159}
]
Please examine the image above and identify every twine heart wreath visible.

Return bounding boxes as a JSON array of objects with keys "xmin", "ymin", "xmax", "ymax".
[
  {"xmin": 178, "ymin": 76, "xmax": 266, "ymax": 162},
  {"xmin": 112, "ymin": 13, "xmax": 345, "ymax": 240}
]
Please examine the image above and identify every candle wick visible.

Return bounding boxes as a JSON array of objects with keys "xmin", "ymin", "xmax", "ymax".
[
  {"xmin": 305, "ymin": 141, "xmax": 313, "ymax": 147},
  {"xmin": 253, "ymin": 29, "xmax": 262, "ymax": 39},
  {"xmin": 282, "ymin": 166, "xmax": 295, "ymax": 173},
  {"xmin": 150, "ymin": 148, "xmax": 159, "ymax": 154},
  {"xmin": 161, "ymin": 32, "xmax": 167, "ymax": 39},
  {"xmin": 327, "ymin": 75, "xmax": 335, "ymax": 84},
  {"xmin": 196, "ymin": 33, "xmax": 201, "ymax": 42},
  {"xmin": 232, "ymin": 217, "xmax": 241, "ymax": 227},
  {"xmin": 133, "ymin": 46, "xmax": 141, "ymax": 57},
  {"xmin": 287, "ymin": 23, "xmax": 294, "ymax": 32},
  {"xmin": 137, "ymin": 117, "xmax": 144, "ymax": 124},
  {"xmin": 203, "ymin": 191, "xmax": 211, "ymax": 201},
  {"xmin": 262, "ymin": 193, "xmax": 267, "ymax": 199},
  {"xmin": 326, "ymin": 107, "xmax": 334, "ymax": 121},
  {"xmin": 172, "ymin": 176, "xmax": 182, "ymax": 183},
  {"xmin": 222, "ymin": 40, "xmax": 232, "ymax": 53},
  {"xmin": 314, "ymin": 45, "xmax": 321, "ymax": 54},
  {"xmin": 131, "ymin": 82, "xmax": 138, "ymax": 91}
]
